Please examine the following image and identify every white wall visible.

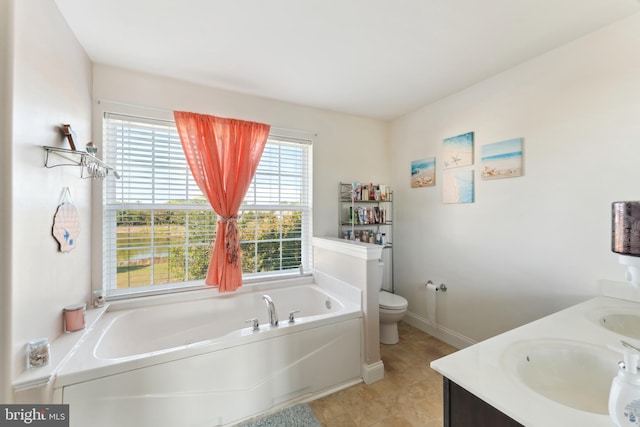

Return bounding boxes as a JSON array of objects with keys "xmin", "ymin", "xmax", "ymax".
[
  {"xmin": 0, "ymin": 0, "xmax": 15, "ymax": 404},
  {"xmin": 312, "ymin": 238, "xmax": 384, "ymax": 384},
  {"xmin": 390, "ymin": 13, "xmax": 640, "ymax": 345},
  {"xmin": 91, "ymin": 65, "xmax": 390, "ymax": 241},
  {"xmin": 9, "ymin": 0, "xmax": 93, "ymax": 382}
]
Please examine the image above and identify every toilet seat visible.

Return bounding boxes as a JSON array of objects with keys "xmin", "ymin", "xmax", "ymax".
[{"xmin": 379, "ymin": 290, "xmax": 408, "ymax": 310}]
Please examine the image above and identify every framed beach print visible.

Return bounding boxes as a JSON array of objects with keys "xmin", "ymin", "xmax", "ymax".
[
  {"xmin": 480, "ymin": 138, "xmax": 523, "ymax": 180},
  {"xmin": 443, "ymin": 169, "xmax": 474, "ymax": 204},
  {"xmin": 442, "ymin": 132, "xmax": 473, "ymax": 169},
  {"xmin": 411, "ymin": 157, "xmax": 435, "ymax": 188}
]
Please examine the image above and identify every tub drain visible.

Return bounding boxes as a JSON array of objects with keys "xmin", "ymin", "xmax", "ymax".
[{"xmin": 325, "ymin": 299, "xmax": 332, "ymax": 310}]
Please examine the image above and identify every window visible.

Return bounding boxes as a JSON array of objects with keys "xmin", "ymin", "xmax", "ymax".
[{"xmin": 103, "ymin": 113, "xmax": 312, "ymax": 296}]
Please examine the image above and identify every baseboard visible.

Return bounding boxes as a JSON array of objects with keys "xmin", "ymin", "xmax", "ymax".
[
  {"xmin": 362, "ymin": 360, "xmax": 384, "ymax": 384},
  {"xmin": 299, "ymin": 377, "xmax": 362, "ymax": 403},
  {"xmin": 403, "ymin": 311, "xmax": 476, "ymax": 349}
]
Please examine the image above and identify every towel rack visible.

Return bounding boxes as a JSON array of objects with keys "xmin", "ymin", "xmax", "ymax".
[{"xmin": 43, "ymin": 146, "xmax": 120, "ymax": 180}]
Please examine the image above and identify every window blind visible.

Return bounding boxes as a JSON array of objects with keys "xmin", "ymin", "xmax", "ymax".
[{"xmin": 103, "ymin": 113, "xmax": 312, "ymax": 295}]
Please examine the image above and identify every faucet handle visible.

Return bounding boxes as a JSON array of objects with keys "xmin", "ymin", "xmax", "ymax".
[
  {"xmin": 245, "ymin": 318, "xmax": 259, "ymax": 331},
  {"xmin": 288, "ymin": 310, "xmax": 301, "ymax": 323}
]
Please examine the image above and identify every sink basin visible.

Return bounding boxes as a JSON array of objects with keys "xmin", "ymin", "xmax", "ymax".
[
  {"xmin": 502, "ymin": 339, "xmax": 619, "ymax": 414},
  {"xmin": 599, "ymin": 313, "xmax": 640, "ymax": 340}
]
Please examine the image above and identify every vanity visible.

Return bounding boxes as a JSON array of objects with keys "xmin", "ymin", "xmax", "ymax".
[{"xmin": 431, "ymin": 280, "xmax": 640, "ymax": 427}]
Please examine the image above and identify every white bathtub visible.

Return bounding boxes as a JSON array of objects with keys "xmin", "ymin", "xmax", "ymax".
[{"xmin": 53, "ymin": 278, "xmax": 362, "ymax": 427}]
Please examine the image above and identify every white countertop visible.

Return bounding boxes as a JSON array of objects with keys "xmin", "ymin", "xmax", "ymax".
[
  {"xmin": 430, "ymin": 291, "xmax": 640, "ymax": 427},
  {"xmin": 13, "ymin": 304, "xmax": 109, "ymax": 392}
]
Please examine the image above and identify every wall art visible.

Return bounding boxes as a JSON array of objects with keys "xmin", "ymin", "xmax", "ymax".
[
  {"xmin": 480, "ymin": 137, "xmax": 523, "ymax": 180},
  {"xmin": 411, "ymin": 157, "xmax": 435, "ymax": 188},
  {"xmin": 52, "ymin": 187, "xmax": 81, "ymax": 252},
  {"xmin": 442, "ymin": 132, "xmax": 474, "ymax": 169},
  {"xmin": 443, "ymin": 169, "xmax": 474, "ymax": 204}
]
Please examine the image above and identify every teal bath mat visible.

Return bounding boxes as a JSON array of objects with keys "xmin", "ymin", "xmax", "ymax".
[{"xmin": 237, "ymin": 403, "xmax": 321, "ymax": 427}]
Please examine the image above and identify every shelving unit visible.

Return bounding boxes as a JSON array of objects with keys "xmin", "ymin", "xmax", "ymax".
[
  {"xmin": 339, "ymin": 182, "xmax": 394, "ymax": 291},
  {"xmin": 43, "ymin": 146, "xmax": 120, "ymax": 180}
]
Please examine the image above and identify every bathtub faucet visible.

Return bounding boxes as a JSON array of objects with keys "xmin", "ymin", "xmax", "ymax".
[{"xmin": 262, "ymin": 295, "xmax": 279, "ymax": 326}]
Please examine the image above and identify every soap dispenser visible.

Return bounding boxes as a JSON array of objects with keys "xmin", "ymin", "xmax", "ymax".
[{"xmin": 609, "ymin": 341, "xmax": 640, "ymax": 426}]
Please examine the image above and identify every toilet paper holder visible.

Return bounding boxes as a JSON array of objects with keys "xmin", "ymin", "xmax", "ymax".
[{"xmin": 426, "ymin": 280, "xmax": 447, "ymax": 292}]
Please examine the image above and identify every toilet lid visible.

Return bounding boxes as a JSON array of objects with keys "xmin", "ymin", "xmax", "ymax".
[{"xmin": 379, "ymin": 291, "xmax": 408, "ymax": 310}]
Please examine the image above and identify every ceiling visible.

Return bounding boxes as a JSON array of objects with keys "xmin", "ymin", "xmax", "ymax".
[{"xmin": 54, "ymin": 0, "xmax": 640, "ymax": 120}]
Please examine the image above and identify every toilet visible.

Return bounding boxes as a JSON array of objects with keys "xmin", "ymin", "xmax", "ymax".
[{"xmin": 377, "ymin": 261, "xmax": 408, "ymax": 345}]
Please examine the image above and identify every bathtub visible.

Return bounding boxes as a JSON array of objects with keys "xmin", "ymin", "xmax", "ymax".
[{"xmin": 53, "ymin": 277, "xmax": 362, "ymax": 427}]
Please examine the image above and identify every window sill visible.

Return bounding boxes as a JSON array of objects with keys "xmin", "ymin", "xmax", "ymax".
[{"xmin": 105, "ymin": 271, "xmax": 312, "ymax": 302}]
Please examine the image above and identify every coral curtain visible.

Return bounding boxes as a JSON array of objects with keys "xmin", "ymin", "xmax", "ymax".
[{"xmin": 174, "ymin": 111, "xmax": 270, "ymax": 292}]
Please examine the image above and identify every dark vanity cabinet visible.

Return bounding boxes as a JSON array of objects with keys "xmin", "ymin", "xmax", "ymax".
[{"xmin": 443, "ymin": 378, "xmax": 524, "ymax": 427}]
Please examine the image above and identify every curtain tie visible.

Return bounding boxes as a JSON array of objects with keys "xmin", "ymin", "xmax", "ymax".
[{"xmin": 219, "ymin": 216, "xmax": 239, "ymax": 266}]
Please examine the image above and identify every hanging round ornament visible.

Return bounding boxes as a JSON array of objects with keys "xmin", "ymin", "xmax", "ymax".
[{"xmin": 52, "ymin": 187, "xmax": 81, "ymax": 252}]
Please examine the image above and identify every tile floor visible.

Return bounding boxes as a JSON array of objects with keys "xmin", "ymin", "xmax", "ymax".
[{"xmin": 309, "ymin": 322, "xmax": 458, "ymax": 427}]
